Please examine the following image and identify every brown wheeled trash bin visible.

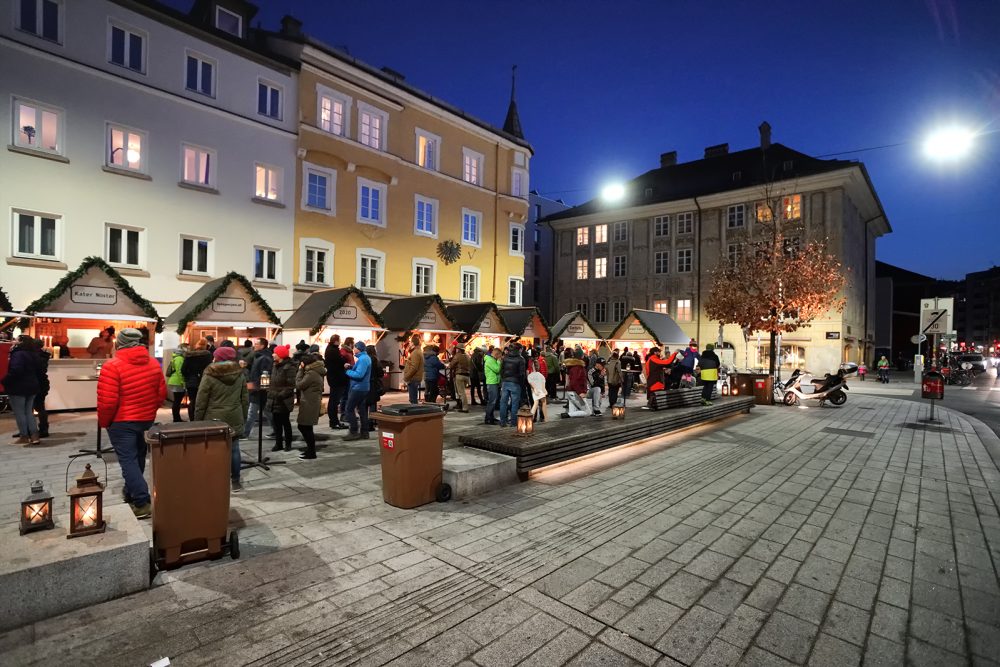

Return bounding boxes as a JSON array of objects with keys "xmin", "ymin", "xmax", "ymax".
[
  {"xmin": 145, "ymin": 421, "xmax": 239, "ymax": 571},
  {"xmin": 375, "ymin": 404, "xmax": 450, "ymax": 508},
  {"xmin": 753, "ymin": 376, "xmax": 774, "ymax": 405}
]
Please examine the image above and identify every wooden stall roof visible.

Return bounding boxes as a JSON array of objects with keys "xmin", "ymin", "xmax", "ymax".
[
  {"xmin": 164, "ymin": 272, "xmax": 281, "ymax": 334},
  {"xmin": 609, "ymin": 309, "xmax": 691, "ymax": 347},
  {"xmin": 283, "ymin": 286, "xmax": 385, "ymax": 336}
]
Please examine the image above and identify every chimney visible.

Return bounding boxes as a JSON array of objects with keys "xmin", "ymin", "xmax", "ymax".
[
  {"xmin": 704, "ymin": 143, "xmax": 729, "ymax": 158},
  {"xmin": 759, "ymin": 121, "xmax": 772, "ymax": 149},
  {"xmin": 280, "ymin": 15, "xmax": 303, "ymax": 39},
  {"xmin": 659, "ymin": 151, "xmax": 677, "ymax": 168}
]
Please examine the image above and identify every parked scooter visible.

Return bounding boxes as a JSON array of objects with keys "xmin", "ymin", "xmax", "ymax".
[{"xmin": 775, "ymin": 363, "xmax": 855, "ymax": 407}]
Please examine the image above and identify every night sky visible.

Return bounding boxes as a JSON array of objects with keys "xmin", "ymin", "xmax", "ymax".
[{"xmin": 171, "ymin": 0, "xmax": 999, "ymax": 279}]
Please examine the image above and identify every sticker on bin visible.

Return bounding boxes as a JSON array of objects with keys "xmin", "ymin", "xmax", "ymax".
[{"xmin": 382, "ymin": 433, "xmax": 395, "ymax": 449}]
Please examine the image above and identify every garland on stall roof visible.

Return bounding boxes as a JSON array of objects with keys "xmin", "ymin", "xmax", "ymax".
[
  {"xmin": 21, "ymin": 256, "xmax": 163, "ymax": 332},
  {"xmin": 393, "ymin": 293, "xmax": 452, "ymax": 341},
  {"xmin": 0, "ymin": 286, "xmax": 12, "ymax": 312},
  {"xmin": 444, "ymin": 303, "xmax": 511, "ymax": 345},
  {"xmin": 174, "ymin": 272, "xmax": 282, "ymax": 334},
  {"xmin": 511, "ymin": 306, "xmax": 551, "ymax": 340},
  {"xmin": 309, "ymin": 285, "xmax": 386, "ymax": 337}
]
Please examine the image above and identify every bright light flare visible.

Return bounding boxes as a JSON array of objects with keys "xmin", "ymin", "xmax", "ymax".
[
  {"xmin": 601, "ymin": 183, "xmax": 625, "ymax": 202},
  {"xmin": 923, "ymin": 126, "xmax": 974, "ymax": 161}
]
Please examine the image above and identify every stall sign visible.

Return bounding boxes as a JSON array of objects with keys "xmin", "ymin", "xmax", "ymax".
[
  {"xmin": 627, "ymin": 324, "xmax": 646, "ymax": 335},
  {"xmin": 523, "ymin": 323, "xmax": 536, "ymax": 338},
  {"xmin": 335, "ymin": 306, "xmax": 358, "ymax": 320},
  {"xmin": 421, "ymin": 312, "xmax": 438, "ymax": 325},
  {"xmin": 213, "ymin": 297, "xmax": 246, "ymax": 314},
  {"xmin": 71, "ymin": 285, "xmax": 117, "ymax": 306},
  {"xmin": 567, "ymin": 324, "xmax": 584, "ymax": 335},
  {"xmin": 382, "ymin": 432, "xmax": 395, "ymax": 449},
  {"xmin": 482, "ymin": 317, "xmax": 492, "ymax": 328}
]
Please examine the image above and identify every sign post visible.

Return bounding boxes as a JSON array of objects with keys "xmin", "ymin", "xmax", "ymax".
[{"xmin": 919, "ymin": 297, "xmax": 953, "ymax": 378}]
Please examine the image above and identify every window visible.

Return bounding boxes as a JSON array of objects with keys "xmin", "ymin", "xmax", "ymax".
[
  {"xmin": 301, "ymin": 163, "xmax": 335, "ymax": 213},
  {"xmin": 414, "ymin": 195, "xmax": 437, "ymax": 237},
  {"xmin": 676, "ymin": 298, "xmax": 692, "ymax": 322},
  {"xmin": 13, "ymin": 211, "xmax": 59, "ymax": 260},
  {"xmin": 508, "ymin": 278, "xmax": 523, "ymax": 306},
  {"xmin": 653, "ymin": 215, "xmax": 670, "ymax": 237},
  {"xmin": 613, "ymin": 221, "xmax": 628, "ymax": 241},
  {"xmin": 653, "ymin": 300, "xmax": 668, "ymax": 315},
  {"xmin": 462, "ymin": 148, "xmax": 484, "ymax": 185},
  {"xmin": 594, "ymin": 302, "xmax": 607, "ymax": 323},
  {"xmin": 727, "ymin": 204, "xmax": 745, "ymax": 228},
  {"xmin": 514, "ymin": 151, "xmax": 526, "ymax": 167},
  {"xmin": 254, "ymin": 163, "xmax": 282, "ymax": 202},
  {"xmin": 510, "ymin": 223, "xmax": 525, "ymax": 256},
  {"xmin": 511, "ymin": 168, "xmax": 528, "ymax": 197},
  {"xmin": 180, "ymin": 236, "xmax": 210, "ymax": 274},
  {"xmin": 182, "ymin": 145, "xmax": 215, "ymax": 187},
  {"xmin": 357, "ymin": 178, "xmax": 387, "ymax": 226},
  {"xmin": 359, "ymin": 253, "xmax": 382, "ymax": 291},
  {"xmin": 783, "ymin": 194, "xmax": 802, "ymax": 221},
  {"xmin": 533, "ymin": 228, "xmax": 540, "ymax": 250},
  {"xmin": 461, "ymin": 268, "xmax": 480, "ymax": 301},
  {"xmin": 358, "ymin": 103, "xmax": 387, "ymax": 150},
  {"xmin": 613, "ymin": 255, "xmax": 627, "ymax": 277},
  {"xmin": 215, "ymin": 6, "xmax": 242, "ymax": 36},
  {"xmin": 109, "ymin": 22, "xmax": 145, "ymax": 73},
  {"xmin": 613, "ymin": 302, "xmax": 627, "ymax": 322},
  {"xmin": 18, "ymin": 0, "xmax": 60, "ymax": 42},
  {"xmin": 676, "ymin": 212, "xmax": 694, "ymax": 234},
  {"xmin": 304, "ymin": 246, "xmax": 329, "ymax": 285},
  {"xmin": 317, "ymin": 86, "xmax": 350, "ymax": 136},
  {"xmin": 577, "ymin": 302, "xmax": 588, "ymax": 317},
  {"xmin": 185, "ymin": 53, "xmax": 214, "ymax": 97},
  {"xmin": 257, "ymin": 80, "xmax": 281, "ymax": 119},
  {"xmin": 756, "ymin": 202, "xmax": 773, "ymax": 223},
  {"xmin": 414, "ymin": 261, "xmax": 434, "ymax": 295},
  {"xmin": 576, "ymin": 259, "xmax": 588, "ymax": 280},
  {"xmin": 253, "ymin": 247, "xmax": 277, "ymax": 282},
  {"xmin": 105, "ymin": 224, "xmax": 141, "ymax": 268},
  {"xmin": 415, "ymin": 128, "xmax": 440, "ymax": 170},
  {"xmin": 462, "ymin": 208, "xmax": 481, "ymax": 246},
  {"xmin": 106, "ymin": 124, "xmax": 145, "ymax": 172},
  {"xmin": 654, "ymin": 251, "xmax": 669, "ymax": 274},
  {"xmin": 595, "ymin": 257, "xmax": 607, "ymax": 279},
  {"xmin": 576, "ymin": 227, "xmax": 589, "ymax": 245},
  {"xmin": 13, "ymin": 98, "xmax": 62, "ymax": 154},
  {"xmin": 594, "ymin": 224, "xmax": 607, "ymax": 244},
  {"xmin": 677, "ymin": 248, "xmax": 693, "ymax": 273},
  {"xmin": 727, "ymin": 243, "xmax": 742, "ymax": 266}
]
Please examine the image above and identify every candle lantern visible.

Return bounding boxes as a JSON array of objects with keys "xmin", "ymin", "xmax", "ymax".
[
  {"xmin": 611, "ymin": 400, "xmax": 626, "ymax": 420},
  {"xmin": 515, "ymin": 406, "xmax": 534, "ymax": 436},
  {"xmin": 20, "ymin": 480, "xmax": 55, "ymax": 535},
  {"xmin": 259, "ymin": 370, "xmax": 271, "ymax": 389},
  {"xmin": 66, "ymin": 461, "xmax": 106, "ymax": 539},
  {"xmin": 721, "ymin": 381, "xmax": 730, "ymax": 396}
]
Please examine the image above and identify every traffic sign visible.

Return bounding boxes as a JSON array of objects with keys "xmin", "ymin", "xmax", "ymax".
[
  {"xmin": 910, "ymin": 334, "xmax": 927, "ymax": 344},
  {"xmin": 920, "ymin": 298, "xmax": 954, "ymax": 336}
]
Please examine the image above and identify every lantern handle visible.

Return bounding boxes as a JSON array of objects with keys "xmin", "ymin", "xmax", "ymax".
[{"xmin": 65, "ymin": 453, "xmax": 109, "ymax": 493}]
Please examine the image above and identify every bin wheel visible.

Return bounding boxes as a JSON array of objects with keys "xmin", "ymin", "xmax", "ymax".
[
  {"xmin": 436, "ymin": 483, "xmax": 452, "ymax": 503},
  {"xmin": 783, "ymin": 391, "xmax": 798, "ymax": 406},
  {"xmin": 148, "ymin": 545, "xmax": 159, "ymax": 583},
  {"xmin": 229, "ymin": 530, "xmax": 240, "ymax": 560}
]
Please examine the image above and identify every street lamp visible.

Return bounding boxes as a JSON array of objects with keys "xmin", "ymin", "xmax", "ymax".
[
  {"xmin": 601, "ymin": 183, "xmax": 625, "ymax": 203},
  {"xmin": 923, "ymin": 126, "xmax": 974, "ymax": 161}
]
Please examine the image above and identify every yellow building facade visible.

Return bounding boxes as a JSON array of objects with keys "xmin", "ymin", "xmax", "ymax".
[{"xmin": 284, "ymin": 41, "xmax": 532, "ymax": 308}]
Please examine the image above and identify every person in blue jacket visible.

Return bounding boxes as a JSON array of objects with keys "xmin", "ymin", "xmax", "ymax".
[
  {"xmin": 343, "ymin": 341, "xmax": 372, "ymax": 440},
  {"xmin": 423, "ymin": 346, "xmax": 446, "ymax": 404}
]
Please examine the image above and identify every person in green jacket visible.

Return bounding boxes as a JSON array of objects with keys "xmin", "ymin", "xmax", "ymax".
[
  {"xmin": 483, "ymin": 346, "xmax": 502, "ymax": 425},
  {"xmin": 166, "ymin": 343, "xmax": 188, "ymax": 422},
  {"xmin": 195, "ymin": 347, "xmax": 249, "ymax": 491}
]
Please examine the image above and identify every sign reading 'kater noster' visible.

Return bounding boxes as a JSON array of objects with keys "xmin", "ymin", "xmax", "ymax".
[
  {"xmin": 212, "ymin": 297, "xmax": 246, "ymax": 313},
  {"xmin": 71, "ymin": 284, "xmax": 117, "ymax": 306}
]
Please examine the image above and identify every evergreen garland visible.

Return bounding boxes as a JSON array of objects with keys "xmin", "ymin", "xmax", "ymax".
[
  {"xmin": 446, "ymin": 302, "xmax": 510, "ymax": 340},
  {"xmin": 173, "ymin": 272, "xmax": 282, "ymax": 334},
  {"xmin": 0, "ymin": 286, "xmax": 12, "ymax": 312},
  {"xmin": 21, "ymin": 256, "xmax": 163, "ymax": 332},
  {"xmin": 308, "ymin": 285, "xmax": 386, "ymax": 337}
]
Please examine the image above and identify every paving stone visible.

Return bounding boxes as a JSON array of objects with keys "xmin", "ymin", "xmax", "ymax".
[
  {"xmin": 968, "ymin": 618, "xmax": 1000, "ymax": 661},
  {"xmin": 876, "ymin": 576, "xmax": 910, "ymax": 609},
  {"xmin": 744, "ymin": 539, "xmax": 784, "ymax": 565},
  {"xmin": 612, "ymin": 582, "xmax": 653, "ymax": 609},
  {"xmin": 566, "ymin": 641, "xmax": 639, "ymax": 666},
  {"xmin": 458, "ymin": 596, "xmax": 539, "ymax": 646},
  {"xmin": 520, "ymin": 628, "xmax": 591, "ymax": 667},
  {"xmin": 616, "ymin": 598, "xmax": 684, "ymax": 646},
  {"xmin": 822, "ymin": 601, "xmax": 868, "ymax": 646},
  {"xmin": 637, "ymin": 560, "xmax": 682, "ymax": 589},
  {"xmin": 870, "ymin": 602, "xmax": 908, "ymax": 643},
  {"xmin": 781, "ymin": 538, "xmax": 814, "ymax": 562},
  {"xmin": 777, "ymin": 583, "xmax": 831, "ymax": 624},
  {"xmin": 563, "ymin": 581, "xmax": 617, "ymax": 613},
  {"xmin": 807, "ymin": 632, "xmax": 861, "ymax": 666},
  {"xmin": 655, "ymin": 571, "xmax": 713, "ymax": 609},
  {"xmin": 692, "ymin": 638, "xmax": 743, "ymax": 667},
  {"xmin": 907, "ymin": 638, "xmax": 965, "ymax": 667},
  {"xmin": 962, "ymin": 587, "xmax": 1000, "ymax": 625},
  {"xmin": 861, "ymin": 635, "xmax": 904, "ymax": 667},
  {"xmin": 684, "ymin": 550, "xmax": 735, "ymax": 581},
  {"xmin": 633, "ymin": 539, "xmax": 678, "ymax": 565},
  {"xmin": 717, "ymin": 604, "xmax": 768, "ymax": 650},
  {"xmin": 909, "ymin": 606, "xmax": 966, "ymax": 656},
  {"xmin": 386, "ymin": 628, "xmax": 480, "ymax": 666},
  {"xmin": 533, "ymin": 557, "xmax": 607, "ymax": 599},
  {"xmin": 668, "ymin": 541, "xmax": 706, "ymax": 565},
  {"xmin": 591, "ymin": 599, "xmax": 631, "ymax": 625},
  {"xmin": 655, "ymin": 605, "xmax": 727, "ymax": 664},
  {"xmin": 912, "ymin": 577, "xmax": 964, "ymax": 617},
  {"xmin": 596, "ymin": 557, "xmax": 652, "ymax": 589},
  {"xmin": 598, "ymin": 628, "xmax": 664, "ymax": 666},
  {"xmin": 834, "ymin": 576, "xmax": 878, "ymax": 611},
  {"xmin": 711, "ymin": 534, "xmax": 753, "ymax": 559},
  {"xmin": 744, "ymin": 577, "xmax": 785, "ymax": 613},
  {"xmin": 754, "ymin": 611, "xmax": 819, "ymax": 664},
  {"xmin": 813, "ymin": 537, "xmax": 854, "ymax": 564},
  {"xmin": 739, "ymin": 646, "xmax": 798, "ymax": 667},
  {"xmin": 766, "ymin": 556, "xmax": 801, "ymax": 585},
  {"xmin": 472, "ymin": 612, "xmax": 566, "ymax": 667},
  {"xmin": 726, "ymin": 556, "xmax": 769, "ymax": 587},
  {"xmin": 587, "ymin": 542, "xmax": 635, "ymax": 567},
  {"xmin": 794, "ymin": 554, "xmax": 845, "ymax": 594},
  {"xmin": 516, "ymin": 587, "xmax": 606, "ymax": 637}
]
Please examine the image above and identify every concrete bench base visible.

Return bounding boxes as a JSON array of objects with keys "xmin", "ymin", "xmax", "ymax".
[{"xmin": 443, "ymin": 447, "xmax": 518, "ymax": 500}]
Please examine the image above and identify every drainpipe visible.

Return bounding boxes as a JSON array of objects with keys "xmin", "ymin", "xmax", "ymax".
[{"xmin": 694, "ymin": 196, "xmax": 703, "ymax": 346}]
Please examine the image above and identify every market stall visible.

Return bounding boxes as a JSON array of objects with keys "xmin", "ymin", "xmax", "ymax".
[
  {"xmin": 549, "ymin": 309, "xmax": 605, "ymax": 354},
  {"xmin": 447, "ymin": 302, "xmax": 515, "ymax": 351},
  {"xmin": 21, "ymin": 257, "xmax": 161, "ymax": 410},
  {"xmin": 281, "ymin": 286, "xmax": 387, "ymax": 349},
  {"xmin": 377, "ymin": 295, "xmax": 464, "ymax": 390},
  {"xmin": 162, "ymin": 272, "xmax": 282, "ymax": 348},
  {"xmin": 500, "ymin": 307, "xmax": 550, "ymax": 349},
  {"xmin": 607, "ymin": 308, "xmax": 690, "ymax": 355}
]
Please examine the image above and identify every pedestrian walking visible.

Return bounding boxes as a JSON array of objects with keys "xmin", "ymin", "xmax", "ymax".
[
  {"xmin": 402, "ymin": 335, "xmax": 425, "ymax": 404},
  {"xmin": 243, "ymin": 338, "xmax": 273, "ymax": 438},
  {"xmin": 3, "ymin": 335, "xmax": 41, "ymax": 444},
  {"xmin": 621, "ymin": 348, "xmax": 637, "ymax": 399},
  {"xmin": 181, "ymin": 338, "xmax": 212, "ymax": 421},
  {"xmin": 166, "ymin": 343, "xmax": 188, "ymax": 422},
  {"xmin": 483, "ymin": 347, "xmax": 501, "ymax": 425},
  {"xmin": 857, "ymin": 362, "xmax": 867, "ymax": 382},
  {"xmin": 295, "ymin": 346, "xmax": 325, "ymax": 458},
  {"xmin": 423, "ymin": 346, "xmax": 445, "ymax": 404},
  {"xmin": 194, "ymin": 346, "xmax": 247, "ymax": 492},
  {"xmin": 267, "ymin": 345, "xmax": 296, "ymax": 452},
  {"xmin": 699, "ymin": 344, "xmax": 721, "ymax": 405},
  {"xmin": 606, "ymin": 350, "xmax": 623, "ymax": 407},
  {"xmin": 470, "ymin": 347, "xmax": 486, "ymax": 406},
  {"xmin": 527, "ymin": 358, "xmax": 548, "ymax": 423},
  {"xmin": 343, "ymin": 341, "xmax": 372, "ymax": 440},
  {"xmin": 449, "ymin": 345, "xmax": 471, "ymax": 411},
  {"xmin": 499, "ymin": 344, "xmax": 526, "ymax": 427},
  {"xmin": 97, "ymin": 328, "xmax": 166, "ymax": 516},
  {"xmin": 324, "ymin": 335, "xmax": 349, "ymax": 428},
  {"xmin": 33, "ymin": 339, "xmax": 50, "ymax": 438},
  {"xmin": 543, "ymin": 344, "xmax": 560, "ymax": 400},
  {"xmin": 366, "ymin": 345, "xmax": 384, "ymax": 431}
]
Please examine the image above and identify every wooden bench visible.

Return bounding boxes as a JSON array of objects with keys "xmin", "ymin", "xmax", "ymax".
[{"xmin": 648, "ymin": 386, "xmax": 715, "ymax": 410}]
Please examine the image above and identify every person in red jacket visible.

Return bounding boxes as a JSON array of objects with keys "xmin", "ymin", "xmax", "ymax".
[{"xmin": 97, "ymin": 328, "xmax": 167, "ymax": 519}]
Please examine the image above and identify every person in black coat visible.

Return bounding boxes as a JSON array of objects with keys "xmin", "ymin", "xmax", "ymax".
[
  {"xmin": 324, "ymin": 335, "xmax": 349, "ymax": 429},
  {"xmin": 3, "ymin": 335, "xmax": 41, "ymax": 444},
  {"xmin": 33, "ymin": 341, "xmax": 50, "ymax": 437},
  {"xmin": 366, "ymin": 345, "xmax": 384, "ymax": 431},
  {"xmin": 181, "ymin": 338, "xmax": 213, "ymax": 421}
]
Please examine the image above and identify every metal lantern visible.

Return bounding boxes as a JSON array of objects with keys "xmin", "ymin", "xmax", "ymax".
[
  {"xmin": 259, "ymin": 370, "xmax": 271, "ymax": 389},
  {"xmin": 611, "ymin": 400, "xmax": 626, "ymax": 420},
  {"xmin": 20, "ymin": 480, "xmax": 55, "ymax": 535},
  {"xmin": 721, "ymin": 381, "xmax": 730, "ymax": 396},
  {"xmin": 66, "ymin": 462, "xmax": 106, "ymax": 539},
  {"xmin": 516, "ymin": 406, "xmax": 534, "ymax": 436}
]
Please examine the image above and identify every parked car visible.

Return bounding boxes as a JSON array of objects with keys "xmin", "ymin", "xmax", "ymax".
[{"xmin": 958, "ymin": 353, "xmax": 988, "ymax": 374}]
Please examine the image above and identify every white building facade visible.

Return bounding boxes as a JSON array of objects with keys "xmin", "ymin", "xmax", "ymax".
[{"xmin": 1, "ymin": 0, "xmax": 298, "ymax": 317}]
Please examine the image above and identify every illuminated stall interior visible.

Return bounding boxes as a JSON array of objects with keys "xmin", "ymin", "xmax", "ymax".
[
  {"xmin": 549, "ymin": 310, "xmax": 605, "ymax": 354},
  {"xmin": 282, "ymin": 287, "xmax": 387, "ymax": 350},
  {"xmin": 162, "ymin": 272, "xmax": 282, "ymax": 348},
  {"xmin": 377, "ymin": 295, "xmax": 463, "ymax": 390},
  {"xmin": 608, "ymin": 309, "xmax": 691, "ymax": 356},
  {"xmin": 446, "ymin": 302, "xmax": 514, "ymax": 352},
  {"xmin": 500, "ymin": 307, "xmax": 550, "ymax": 349}
]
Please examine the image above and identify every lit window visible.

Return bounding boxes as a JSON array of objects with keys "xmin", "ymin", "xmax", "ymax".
[
  {"xmin": 13, "ymin": 211, "xmax": 59, "ymax": 260},
  {"xmin": 613, "ymin": 221, "xmax": 628, "ymax": 241},
  {"xmin": 576, "ymin": 227, "xmax": 589, "ymax": 245},
  {"xmin": 18, "ymin": 0, "xmax": 61, "ymax": 42},
  {"xmin": 302, "ymin": 163, "xmax": 335, "ymax": 213},
  {"xmin": 359, "ymin": 103, "xmax": 387, "ymax": 150},
  {"xmin": 654, "ymin": 251, "xmax": 669, "ymax": 274},
  {"xmin": 185, "ymin": 53, "xmax": 214, "ymax": 97},
  {"xmin": 613, "ymin": 301, "xmax": 626, "ymax": 321},
  {"xmin": 595, "ymin": 257, "xmax": 607, "ymax": 279},
  {"xmin": 257, "ymin": 80, "xmax": 282, "ymax": 119},
  {"xmin": 508, "ymin": 278, "xmax": 523, "ymax": 306},
  {"xmin": 613, "ymin": 255, "xmax": 627, "ymax": 277},
  {"xmin": 594, "ymin": 224, "xmax": 607, "ymax": 244},
  {"xmin": 318, "ymin": 87, "xmax": 350, "ymax": 136},
  {"xmin": 576, "ymin": 259, "xmax": 588, "ymax": 280},
  {"xmin": 415, "ymin": 129, "xmax": 439, "ymax": 170},
  {"xmin": 461, "ymin": 269, "xmax": 479, "ymax": 301},
  {"xmin": 510, "ymin": 223, "xmax": 525, "ymax": 256},
  {"xmin": 783, "ymin": 195, "xmax": 802, "ymax": 221},
  {"xmin": 215, "ymin": 6, "xmax": 242, "ymax": 36},
  {"xmin": 756, "ymin": 202, "xmax": 773, "ymax": 222},
  {"xmin": 105, "ymin": 224, "xmax": 142, "ymax": 268},
  {"xmin": 253, "ymin": 247, "xmax": 277, "ymax": 282},
  {"xmin": 653, "ymin": 300, "xmax": 668, "ymax": 315},
  {"xmin": 13, "ymin": 98, "xmax": 62, "ymax": 154},
  {"xmin": 359, "ymin": 254, "xmax": 381, "ymax": 290},
  {"xmin": 414, "ymin": 195, "xmax": 437, "ymax": 237},
  {"xmin": 182, "ymin": 145, "xmax": 215, "ymax": 187},
  {"xmin": 106, "ymin": 125, "xmax": 145, "ymax": 172},
  {"xmin": 254, "ymin": 163, "xmax": 281, "ymax": 201},
  {"xmin": 357, "ymin": 178, "xmax": 386, "ymax": 226},
  {"xmin": 462, "ymin": 148, "xmax": 484, "ymax": 185},
  {"xmin": 109, "ymin": 22, "xmax": 145, "ymax": 73},
  {"xmin": 304, "ymin": 247, "xmax": 328, "ymax": 285},
  {"xmin": 462, "ymin": 209, "xmax": 481, "ymax": 246},
  {"xmin": 414, "ymin": 262, "xmax": 434, "ymax": 295},
  {"xmin": 727, "ymin": 204, "xmax": 745, "ymax": 228},
  {"xmin": 511, "ymin": 168, "xmax": 528, "ymax": 197},
  {"xmin": 594, "ymin": 302, "xmax": 607, "ymax": 323},
  {"xmin": 653, "ymin": 215, "xmax": 669, "ymax": 237},
  {"xmin": 676, "ymin": 212, "xmax": 694, "ymax": 234},
  {"xmin": 676, "ymin": 298, "xmax": 692, "ymax": 321},
  {"xmin": 677, "ymin": 248, "xmax": 693, "ymax": 273},
  {"xmin": 728, "ymin": 243, "xmax": 742, "ymax": 266},
  {"xmin": 180, "ymin": 236, "xmax": 211, "ymax": 274}
]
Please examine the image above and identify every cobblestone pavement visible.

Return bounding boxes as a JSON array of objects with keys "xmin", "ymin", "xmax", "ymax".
[{"xmin": 1, "ymin": 394, "xmax": 999, "ymax": 666}]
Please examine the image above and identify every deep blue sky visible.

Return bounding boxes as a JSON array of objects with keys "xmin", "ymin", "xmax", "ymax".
[{"xmin": 184, "ymin": 0, "xmax": 999, "ymax": 279}]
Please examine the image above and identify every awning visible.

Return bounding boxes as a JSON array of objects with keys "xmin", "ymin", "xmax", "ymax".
[
  {"xmin": 0, "ymin": 311, "xmax": 32, "ymax": 318},
  {"xmin": 32, "ymin": 311, "xmax": 159, "ymax": 323}
]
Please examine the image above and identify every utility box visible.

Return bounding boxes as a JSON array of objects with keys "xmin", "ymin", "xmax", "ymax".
[
  {"xmin": 921, "ymin": 371, "xmax": 944, "ymax": 400},
  {"xmin": 376, "ymin": 404, "xmax": 449, "ymax": 509}
]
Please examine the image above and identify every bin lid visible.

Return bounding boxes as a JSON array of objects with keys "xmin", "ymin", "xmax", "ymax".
[
  {"xmin": 379, "ymin": 403, "xmax": 445, "ymax": 416},
  {"xmin": 146, "ymin": 420, "xmax": 233, "ymax": 442}
]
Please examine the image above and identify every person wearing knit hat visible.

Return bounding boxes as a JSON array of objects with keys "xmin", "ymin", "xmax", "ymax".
[
  {"xmin": 196, "ymin": 343, "xmax": 249, "ymax": 491},
  {"xmin": 699, "ymin": 342, "xmax": 721, "ymax": 406},
  {"xmin": 213, "ymin": 346, "xmax": 236, "ymax": 362},
  {"xmin": 267, "ymin": 345, "xmax": 296, "ymax": 452},
  {"xmin": 116, "ymin": 328, "xmax": 144, "ymax": 350}
]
